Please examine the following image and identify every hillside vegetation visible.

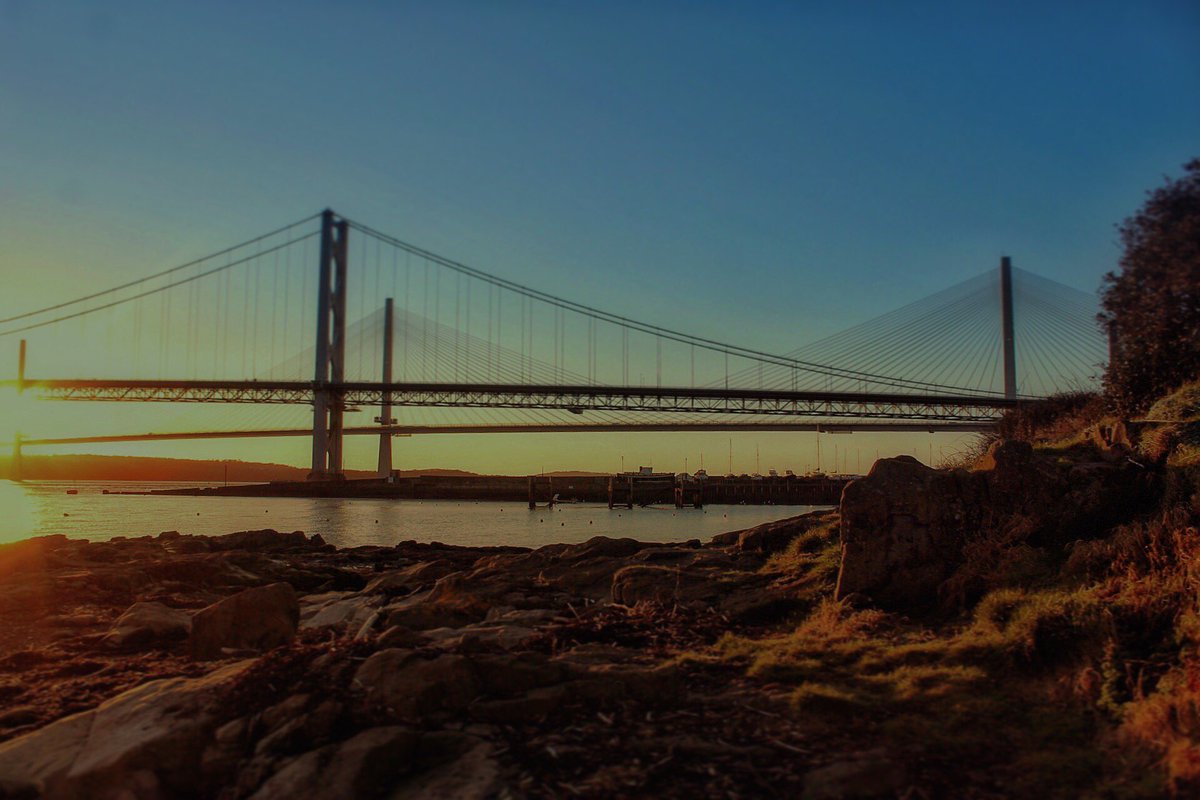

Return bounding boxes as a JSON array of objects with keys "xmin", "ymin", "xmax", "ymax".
[{"xmin": 698, "ymin": 382, "xmax": 1200, "ymax": 797}]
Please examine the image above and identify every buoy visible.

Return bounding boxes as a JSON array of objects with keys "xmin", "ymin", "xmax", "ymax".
[
  {"xmin": 63, "ymin": 512, "xmax": 69, "ymax": 517},
  {"xmin": 589, "ymin": 520, "xmax": 593, "ymax": 524}
]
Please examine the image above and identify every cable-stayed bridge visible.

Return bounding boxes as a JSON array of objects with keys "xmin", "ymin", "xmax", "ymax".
[{"xmin": 1, "ymin": 209, "xmax": 1106, "ymax": 479}]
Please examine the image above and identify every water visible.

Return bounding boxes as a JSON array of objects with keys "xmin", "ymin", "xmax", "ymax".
[{"xmin": 0, "ymin": 481, "xmax": 828, "ymax": 549}]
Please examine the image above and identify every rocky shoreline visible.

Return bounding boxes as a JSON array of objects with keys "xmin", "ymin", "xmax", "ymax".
[
  {"xmin": 0, "ymin": 514, "xmax": 852, "ymax": 798},
  {"xmin": 0, "ymin": 428, "xmax": 1194, "ymax": 798}
]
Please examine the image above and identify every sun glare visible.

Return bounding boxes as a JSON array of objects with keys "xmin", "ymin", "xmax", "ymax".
[
  {"xmin": 0, "ymin": 480, "xmax": 36, "ymax": 542},
  {"xmin": 0, "ymin": 387, "xmax": 40, "ymax": 443}
]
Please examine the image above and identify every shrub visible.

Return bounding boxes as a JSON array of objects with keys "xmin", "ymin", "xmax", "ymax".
[{"xmin": 1100, "ymin": 159, "xmax": 1200, "ymax": 416}]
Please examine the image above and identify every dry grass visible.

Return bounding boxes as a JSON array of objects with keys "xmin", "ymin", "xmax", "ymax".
[
  {"xmin": 1145, "ymin": 380, "xmax": 1200, "ymax": 423},
  {"xmin": 690, "ymin": 383, "xmax": 1200, "ymax": 795},
  {"xmin": 706, "ymin": 478, "xmax": 1200, "ymax": 796},
  {"xmin": 995, "ymin": 391, "xmax": 1109, "ymax": 445}
]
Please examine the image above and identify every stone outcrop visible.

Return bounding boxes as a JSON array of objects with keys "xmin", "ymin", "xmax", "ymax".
[{"xmin": 836, "ymin": 441, "xmax": 1153, "ymax": 609}]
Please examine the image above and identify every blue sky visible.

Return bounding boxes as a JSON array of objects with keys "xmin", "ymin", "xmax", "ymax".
[{"xmin": 1, "ymin": 1, "xmax": 1197, "ymax": 473}]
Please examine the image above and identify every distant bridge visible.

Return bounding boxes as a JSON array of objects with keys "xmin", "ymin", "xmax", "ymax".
[{"xmin": 2, "ymin": 209, "xmax": 1104, "ymax": 478}]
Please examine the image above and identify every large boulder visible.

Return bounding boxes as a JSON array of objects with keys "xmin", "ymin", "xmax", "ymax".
[
  {"xmin": 835, "ymin": 456, "xmax": 983, "ymax": 608},
  {"xmin": 101, "ymin": 601, "xmax": 191, "ymax": 650},
  {"xmin": 190, "ymin": 583, "xmax": 299, "ymax": 659}
]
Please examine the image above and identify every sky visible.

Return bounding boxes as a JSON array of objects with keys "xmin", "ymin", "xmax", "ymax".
[{"xmin": 1, "ymin": 0, "xmax": 1198, "ymax": 475}]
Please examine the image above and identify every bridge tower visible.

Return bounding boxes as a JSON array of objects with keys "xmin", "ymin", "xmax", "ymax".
[
  {"xmin": 1000, "ymin": 256, "xmax": 1017, "ymax": 400},
  {"xmin": 376, "ymin": 298, "xmax": 397, "ymax": 477},
  {"xmin": 308, "ymin": 209, "xmax": 349, "ymax": 480}
]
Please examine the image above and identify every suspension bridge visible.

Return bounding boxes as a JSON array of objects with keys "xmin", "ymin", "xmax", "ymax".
[{"xmin": 1, "ymin": 209, "xmax": 1106, "ymax": 480}]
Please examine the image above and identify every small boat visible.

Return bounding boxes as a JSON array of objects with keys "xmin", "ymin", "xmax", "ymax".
[{"xmin": 65, "ymin": 489, "xmax": 78, "ymax": 495}]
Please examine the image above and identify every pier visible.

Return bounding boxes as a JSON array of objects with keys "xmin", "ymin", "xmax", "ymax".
[{"xmin": 152, "ymin": 472, "xmax": 853, "ymax": 506}]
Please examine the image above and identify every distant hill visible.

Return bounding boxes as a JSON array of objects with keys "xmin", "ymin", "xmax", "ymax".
[{"xmin": 0, "ymin": 454, "xmax": 480, "ymax": 483}]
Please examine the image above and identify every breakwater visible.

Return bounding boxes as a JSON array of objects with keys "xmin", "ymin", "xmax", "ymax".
[{"xmin": 150, "ymin": 473, "xmax": 852, "ymax": 506}]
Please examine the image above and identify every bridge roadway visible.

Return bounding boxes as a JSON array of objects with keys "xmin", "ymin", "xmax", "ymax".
[
  {"xmin": 17, "ymin": 420, "xmax": 994, "ymax": 448},
  {"xmin": 5, "ymin": 379, "xmax": 1017, "ymax": 423}
]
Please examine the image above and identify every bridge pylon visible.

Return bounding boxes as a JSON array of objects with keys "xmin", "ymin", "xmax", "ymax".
[
  {"xmin": 376, "ymin": 298, "xmax": 397, "ymax": 478},
  {"xmin": 1000, "ymin": 256, "xmax": 1017, "ymax": 400},
  {"xmin": 308, "ymin": 209, "xmax": 349, "ymax": 481}
]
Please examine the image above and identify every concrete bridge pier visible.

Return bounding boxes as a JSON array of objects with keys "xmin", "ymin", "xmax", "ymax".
[{"xmin": 10, "ymin": 434, "xmax": 21, "ymax": 482}]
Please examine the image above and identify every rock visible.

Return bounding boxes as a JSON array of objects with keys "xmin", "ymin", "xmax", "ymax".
[
  {"xmin": 362, "ymin": 561, "xmax": 447, "ymax": 595},
  {"xmin": 299, "ymin": 593, "xmax": 378, "ymax": 631},
  {"xmin": 190, "ymin": 583, "xmax": 299, "ymax": 659},
  {"xmin": 248, "ymin": 726, "xmax": 420, "ymax": 800},
  {"xmin": 484, "ymin": 607, "xmax": 559, "ymax": 626},
  {"xmin": 469, "ymin": 685, "xmax": 566, "ymax": 723},
  {"xmin": 835, "ymin": 456, "xmax": 980, "ymax": 608},
  {"xmin": 560, "ymin": 536, "xmax": 647, "ymax": 560},
  {"xmin": 611, "ymin": 565, "xmax": 719, "ymax": 606},
  {"xmin": 207, "ymin": 529, "xmax": 324, "ymax": 553},
  {"xmin": 101, "ymin": 601, "xmax": 191, "ymax": 650},
  {"xmin": 568, "ymin": 662, "xmax": 681, "ymax": 705},
  {"xmin": 392, "ymin": 733, "xmax": 499, "ymax": 800},
  {"xmin": 383, "ymin": 577, "xmax": 488, "ymax": 630},
  {"xmin": 471, "ymin": 653, "xmax": 567, "ymax": 697},
  {"xmin": 422, "ymin": 622, "xmax": 540, "ymax": 651},
  {"xmin": 802, "ymin": 750, "xmax": 908, "ymax": 800},
  {"xmin": 0, "ymin": 707, "xmax": 40, "ymax": 729},
  {"xmin": 354, "ymin": 650, "xmax": 480, "ymax": 720},
  {"xmin": 423, "ymin": 573, "xmax": 492, "ymax": 617},
  {"xmin": 376, "ymin": 625, "xmax": 423, "ymax": 649},
  {"xmin": 0, "ymin": 661, "xmax": 251, "ymax": 799},
  {"xmin": 710, "ymin": 511, "xmax": 835, "ymax": 553}
]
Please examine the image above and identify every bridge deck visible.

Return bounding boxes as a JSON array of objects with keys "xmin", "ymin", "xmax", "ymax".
[{"xmin": 5, "ymin": 379, "xmax": 1016, "ymax": 423}]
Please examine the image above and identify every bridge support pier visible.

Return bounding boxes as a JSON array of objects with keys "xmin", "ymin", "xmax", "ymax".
[
  {"xmin": 309, "ymin": 209, "xmax": 349, "ymax": 481},
  {"xmin": 377, "ymin": 298, "xmax": 397, "ymax": 478},
  {"xmin": 10, "ymin": 434, "xmax": 21, "ymax": 482}
]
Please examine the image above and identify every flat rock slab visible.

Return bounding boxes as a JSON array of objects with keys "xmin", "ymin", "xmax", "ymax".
[{"xmin": 190, "ymin": 583, "xmax": 299, "ymax": 660}]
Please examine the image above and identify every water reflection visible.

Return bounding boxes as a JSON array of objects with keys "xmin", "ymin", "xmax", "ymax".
[{"xmin": 1, "ymin": 481, "xmax": 827, "ymax": 549}]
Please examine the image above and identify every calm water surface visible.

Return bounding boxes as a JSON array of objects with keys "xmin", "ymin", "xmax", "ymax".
[{"xmin": 0, "ymin": 481, "xmax": 828, "ymax": 549}]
